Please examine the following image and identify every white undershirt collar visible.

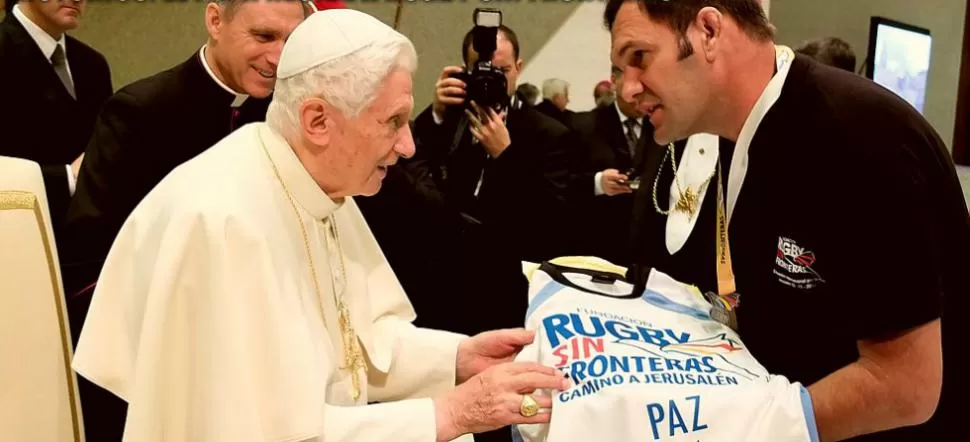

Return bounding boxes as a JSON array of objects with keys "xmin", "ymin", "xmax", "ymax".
[
  {"xmin": 199, "ymin": 45, "xmax": 249, "ymax": 107},
  {"xmin": 12, "ymin": 4, "xmax": 67, "ymax": 63}
]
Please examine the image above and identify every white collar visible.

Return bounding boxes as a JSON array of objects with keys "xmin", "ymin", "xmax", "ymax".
[
  {"xmin": 614, "ymin": 101, "xmax": 638, "ymax": 126},
  {"xmin": 13, "ymin": 4, "xmax": 66, "ymax": 61},
  {"xmin": 724, "ymin": 45, "xmax": 795, "ymax": 222},
  {"xmin": 257, "ymin": 123, "xmax": 341, "ymax": 220},
  {"xmin": 199, "ymin": 45, "xmax": 249, "ymax": 107},
  {"xmin": 665, "ymin": 133, "xmax": 720, "ymax": 255},
  {"xmin": 663, "ymin": 45, "xmax": 796, "ymax": 254}
]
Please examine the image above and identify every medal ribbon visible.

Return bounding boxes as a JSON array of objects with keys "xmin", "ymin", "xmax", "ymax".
[
  {"xmin": 714, "ymin": 160, "xmax": 739, "ymax": 310},
  {"xmin": 713, "ymin": 45, "xmax": 796, "ymax": 312}
]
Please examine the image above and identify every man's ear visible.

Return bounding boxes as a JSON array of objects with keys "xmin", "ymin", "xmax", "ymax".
[
  {"xmin": 695, "ymin": 7, "xmax": 724, "ymax": 62},
  {"xmin": 300, "ymin": 98, "xmax": 331, "ymax": 149},
  {"xmin": 515, "ymin": 58, "xmax": 524, "ymax": 72},
  {"xmin": 204, "ymin": 3, "xmax": 224, "ymax": 42}
]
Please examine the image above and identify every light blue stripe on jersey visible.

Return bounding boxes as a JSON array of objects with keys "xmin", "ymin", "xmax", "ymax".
[
  {"xmin": 640, "ymin": 288, "xmax": 713, "ymax": 322},
  {"xmin": 525, "ymin": 280, "xmax": 567, "ymax": 322},
  {"xmin": 510, "ymin": 425, "xmax": 525, "ymax": 442},
  {"xmin": 799, "ymin": 385, "xmax": 821, "ymax": 442}
]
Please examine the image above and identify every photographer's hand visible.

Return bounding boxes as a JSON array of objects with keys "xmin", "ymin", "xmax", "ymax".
[
  {"xmin": 433, "ymin": 66, "xmax": 467, "ymax": 121},
  {"xmin": 466, "ymin": 101, "xmax": 511, "ymax": 158}
]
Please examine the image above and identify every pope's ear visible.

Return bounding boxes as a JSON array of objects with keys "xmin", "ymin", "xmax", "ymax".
[{"xmin": 300, "ymin": 98, "xmax": 331, "ymax": 147}]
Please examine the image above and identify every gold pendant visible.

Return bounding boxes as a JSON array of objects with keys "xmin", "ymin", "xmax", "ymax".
[
  {"xmin": 338, "ymin": 307, "xmax": 365, "ymax": 401},
  {"xmin": 675, "ymin": 186, "xmax": 698, "ymax": 217}
]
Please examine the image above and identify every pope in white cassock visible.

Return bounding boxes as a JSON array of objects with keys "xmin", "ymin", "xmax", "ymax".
[{"xmin": 72, "ymin": 8, "xmax": 569, "ymax": 442}]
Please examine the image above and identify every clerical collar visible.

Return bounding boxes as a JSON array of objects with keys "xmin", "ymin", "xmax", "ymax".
[
  {"xmin": 12, "ymin": 4, "xmax": 67, "ymax": 61},
  {"xmin": 257, "ymin": 123, "xmax": 341, "ymax": 219},
  {"xmin": 199, "ymin": 45, "xmax": 249, "ymax": 107}
]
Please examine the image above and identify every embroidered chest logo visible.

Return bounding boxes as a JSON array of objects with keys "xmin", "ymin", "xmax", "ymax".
[{"xmin": 774, "ymin": 236, "xmax": 825, "ymax": 290}]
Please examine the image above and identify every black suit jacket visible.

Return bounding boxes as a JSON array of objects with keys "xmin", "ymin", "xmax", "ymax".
[
  {"xmin": 0, "ymin": 13, "xmax": 112, "ymax": 228},
  {"xmin": 567, "ymin": 104, "xmax": 657, "ymax": 265},
  {"xmin": 534, "ymin": 99, "xmax": 575, "ymax": 128},
  {"xmin": 407, "ymin": 104, "xmax": 574, "ymax": 262},
  {"xmin": 403, "ymin": 103, "xmax": 573, "ymax": 442}
]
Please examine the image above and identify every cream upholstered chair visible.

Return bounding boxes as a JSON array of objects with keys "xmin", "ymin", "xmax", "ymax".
[{"xmin": 0, "ymin": 156, "xmax": 84, "ymax": 441}]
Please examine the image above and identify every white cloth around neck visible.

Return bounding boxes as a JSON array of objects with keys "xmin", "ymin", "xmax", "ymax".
[{"xmin": 665, "ymin": 133, "xmax": 720, "ymax": 255}]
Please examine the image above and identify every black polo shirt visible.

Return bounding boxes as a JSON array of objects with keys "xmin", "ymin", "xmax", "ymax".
[{"xmin": 631, "ymin": 54, "xmax": 968, "ymax": 440}]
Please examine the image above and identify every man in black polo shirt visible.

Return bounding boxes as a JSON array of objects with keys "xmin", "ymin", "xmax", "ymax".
[{"xmin": 606, "ymin": 0, "xmax": 968, "ymax": 440}]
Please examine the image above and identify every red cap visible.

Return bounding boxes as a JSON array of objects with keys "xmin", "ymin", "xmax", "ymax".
[
  {"xmin": 596, "ymin": 80, "xmax": 613, "ymax": 89},
  {"xmin": 314, "ymin": 0, "xmax": 347, "ymax": 11}
]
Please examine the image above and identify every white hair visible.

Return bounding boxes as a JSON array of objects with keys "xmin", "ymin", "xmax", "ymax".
[
  {"xmin": 266, "ymin": 36, "xmax": 418, "ymax": 138},
  {"xmin": 542, "ymin": 78, "xmax": 570, "ymax": 100}
]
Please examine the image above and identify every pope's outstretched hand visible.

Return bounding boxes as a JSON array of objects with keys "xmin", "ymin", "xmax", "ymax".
[{"xmin": 434, "ymin": 361, "xmax": 567, "ymax": 442}]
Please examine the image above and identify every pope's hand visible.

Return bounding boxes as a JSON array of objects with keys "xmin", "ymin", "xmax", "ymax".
[
  {"xmin": 456, "ymin": 328, "xmax": 535, "ymax": 384},
  {"xmin": 433, "ymin": 362, "xmax": 569, "ymax": 442}
]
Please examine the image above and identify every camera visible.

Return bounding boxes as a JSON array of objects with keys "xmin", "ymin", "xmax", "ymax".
[{"xmin": 449, "ymin": 8, "xmax": 510, "ymax": 114}]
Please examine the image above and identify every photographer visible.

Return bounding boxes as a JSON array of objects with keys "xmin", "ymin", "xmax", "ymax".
[{"xmin": 402, "ymin": 19, "xmax": 573, "ymax": 368}]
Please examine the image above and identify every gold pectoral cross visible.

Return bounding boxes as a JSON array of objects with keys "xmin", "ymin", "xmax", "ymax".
[
  {"xmin": 675, "ymin": 186, "xmax": 699, "ymax": 218},
  {"xmin": 337, "ymin": 306, "xmax": 366, "ymax": 401}
]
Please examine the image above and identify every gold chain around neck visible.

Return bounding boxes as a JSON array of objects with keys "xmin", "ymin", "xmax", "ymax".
[
  {"xmin": 260, "ymin": 142, "xmax": 367, "ymax": 401},
  {"xmin": 652, "ymin": 143, "xmax": 716, "ymax": 219}
]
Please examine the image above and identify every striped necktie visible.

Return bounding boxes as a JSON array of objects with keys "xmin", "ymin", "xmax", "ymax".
[{"xmin": 623, "ymin": 118, "xmax": 639, "ymax": 158}]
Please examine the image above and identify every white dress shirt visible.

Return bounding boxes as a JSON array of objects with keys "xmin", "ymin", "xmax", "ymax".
[{"xmin": 13, "ymin": 4, "xmax": 80, "ymax": 194}]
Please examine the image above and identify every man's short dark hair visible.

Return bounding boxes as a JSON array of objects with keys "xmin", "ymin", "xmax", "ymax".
[
  {"xmin": 796, "ymin": 37, "xmax": 856, "ymax": 73},
  {"xmin": 211, "ymin": 0, "xmax": 314, "ymax": 21},
  {"xmin": 461, "ymin": 25, "xmax": 520, "ymax": 66},
  {"xmin": 603, "ymin": 0, "xmax": 774, "ymax": 60}
]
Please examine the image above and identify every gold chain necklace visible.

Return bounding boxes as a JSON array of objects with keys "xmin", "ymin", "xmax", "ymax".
[
  {"xmin": 652, "ymin": 143, "xmax": 716, "ymax": 219},
  {"xmin": 260, "ymin": 143, "xmax": 367, "ymax": 401}
]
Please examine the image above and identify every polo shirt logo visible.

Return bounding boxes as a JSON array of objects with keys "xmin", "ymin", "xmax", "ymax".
[{"xmin": 773, "ymin": 236, "xmax": 825, "ymax": 290}]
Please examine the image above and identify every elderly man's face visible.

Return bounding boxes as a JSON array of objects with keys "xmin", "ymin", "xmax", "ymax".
[
  {"xmin": 326, "ymin": 68, "xmax": 416, "ymax": 197},
  {"xmin": 207, "ymin": 0, "xmax": 305, "ymax": 98}
]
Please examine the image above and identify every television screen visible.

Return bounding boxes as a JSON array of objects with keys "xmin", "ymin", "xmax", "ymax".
[{"xmin": 866, "ymin": 17, "xmax": 933, "ymax": 114}]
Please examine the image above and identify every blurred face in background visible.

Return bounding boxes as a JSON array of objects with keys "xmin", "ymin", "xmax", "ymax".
[
  {"xmin": 611, "ymin": 66, "xmax": 647, "ymax": 119},
  {"xmin": 21, "ymin": 0, "xmax": 86, "ymax": 37},
  {"xmin": 205, "ymin": 0, "xmax": 306, "ymax": 98},
  {"xmin": 552, "ymin": 87, "xmax": 570, "ymax": 110},
  {"xmin": 467, "ymin": 32, "xmax": 524, "ymax": 97}
]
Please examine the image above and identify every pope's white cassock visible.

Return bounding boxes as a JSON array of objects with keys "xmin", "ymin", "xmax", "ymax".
[{"xmin": 72, "ymin": 121, "xmax": 473, "ymax": 441}]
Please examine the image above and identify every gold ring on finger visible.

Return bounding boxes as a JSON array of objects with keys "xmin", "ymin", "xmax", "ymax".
[{"xmin": 519, "ymin": 394, "xmax": 540, "ymax": 417}]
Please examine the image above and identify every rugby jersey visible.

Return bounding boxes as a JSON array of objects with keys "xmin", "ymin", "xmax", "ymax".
[{"xmin": 513, "ymin": 257, "xmax": 819, "ymax": 442}]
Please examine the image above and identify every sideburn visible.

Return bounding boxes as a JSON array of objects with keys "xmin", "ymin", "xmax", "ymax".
[{"xmin": 677, "ymin": 35, "xmax": 695, "ymax": 60}]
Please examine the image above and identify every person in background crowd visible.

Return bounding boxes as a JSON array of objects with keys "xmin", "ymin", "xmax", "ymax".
[
  {"xmin": 795, "ymin": 36, "xmax": 856, "ymax": 73},
  {"xmin": 59, "ymin": 1, "xmax": 310, "ymax": 440},
  {"xmin": 568, "ymin": 64, "xmax": 656, "ymax": 266},
  {"xmin": 516, "ymin": 82, "xmax": 539, "ymax": 107},
  {"xmin": 0, "ymin": 0, "xmax": 112, "ymax": 231},
  {"xmin": 534, "ymin": 77, "xmax": 574, "ymax": 127},
  {"xmin": 593, "ymin": 79, "xmax": 615, "ymax": 107},
  {"xmin": 403, "ymin": 23, "xmax": 574, "ymax": 442},
  {"xmin": 607, "ymin": 0, "xmax": 965, "ymax": 440}
]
